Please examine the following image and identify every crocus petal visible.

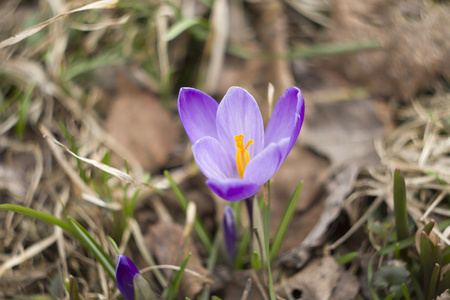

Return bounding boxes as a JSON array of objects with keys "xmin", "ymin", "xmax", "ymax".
[
  {"xmin": 223, "ymin": 206, "xmax": 237, "ymax": 260},
  {"xmin": 216, "ymin": 87, "xmax": 264, "ymax": 160},
  {"xmin": 178, "ymin": 87, "xmax": 219, "ymax": 144},
  {"xmin": 206, "ymin": 178, "xmax": 260, "ymax": 201},
  {"xmin": 116, "ymin": 255, "xmax": 140, "ymax": 300},
  {"xmin": 243, "ymin": 141, "xmax": 285, "ymax": 186},
  {"xmin": 264, "ymin": 87, "xmax": 305, "ymax": 159},
  {"xmin": 192, "ymin": 136, "xmax": 238, "ymax": 180}
]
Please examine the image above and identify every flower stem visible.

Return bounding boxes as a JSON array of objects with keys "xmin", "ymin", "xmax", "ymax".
[{"xmin": 245, "ymin": 196, "xmax": 254, "ymax": 231}]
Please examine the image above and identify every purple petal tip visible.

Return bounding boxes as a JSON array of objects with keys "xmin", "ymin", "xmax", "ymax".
[{"xmin": 116, "ymin": 255, "xmax": 140, "ymax": 300}]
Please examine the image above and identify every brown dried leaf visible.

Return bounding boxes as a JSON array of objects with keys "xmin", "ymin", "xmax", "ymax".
[
  {"xmin": 105, "ymin": 78, "xmax": 178, "ymax": 172},
  {"xmin": 281, "ymin": 164, "xmax": 359, "ymax": 268},
  {"xmin": 223, "ymin": 270, "xmax": 265, "ymax": 300},
  {"xmin": 272, "ymin": 145, "xmax": 328, "ymax": 213},
  {"xmin": 276, "ymin": 256, "xmax": 339, "ymax": 300},
  {"xmin": 145, "ymin": 222, "xmax": 209, "ymax": 298},
  {"xmin": 437, "ymin": 290, "xmax": 450, "ymax": 300},
  {"xmin": 0, "ymin": 138, "xmax": 43, "ymax": 207},
  {"xmin": 271, "ymin": 97, "xmax": 382, "ymax": 262},
  {"xmin": 0, "ymin": 165, "xmax": 26, "ymax": 203},
  {"xmin": 328, "ymin": 0, "xmax": 450, "ymax": 101},
  {"xmin": 331, "ymin": 269, "xmax": 360, "ymax": 300},
  {"xmin": 302, "ymin": 98, "xmax": 383, "ymax": 167}
]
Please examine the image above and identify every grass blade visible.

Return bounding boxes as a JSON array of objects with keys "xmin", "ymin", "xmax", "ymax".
[
  {"xmin": 228, "ymin": 40, "xmax": 380, "ymax": 60},
  {"xmin": 58, "ymin": 122, "xmax": 87, "ymax": 182},
  {"xmin": 437, "ymin": 268, "xmax": 450, "ymax": 295},
  {"xmin": 69, "ymin": 275, "xmax": 81, "ymax": 300},
  {"xmin": 442, "ymin": 246, "xmax": 450, "ymax": 266},
  {"xmin": 0, "ymin": 204, "xmax": 116, "ymax": 279},
  {"xmin": 393, "ymin": 169, "xmax": 409, "ymax": 259},
  {"xmin": 0, "ymin": 204, "xmax": 74, "ymax": 234},
  {"xmin": 163, "ymin": 253, "xmax": 192, "ymax": 300},
  {"xmin": 251, "ymin": 196, "xmax": 265, "ymax": 266},
  {"xmin": 165, "ymin": 17, "xmax": 208, "ymax": 42},
  {"xmin": 336, "ymin": 251, "xmax": 358, "ymax": 266},
  {"xmin": 67, "ymin": 217, "xmax": 115, "ymax": 280},
  {"xmin": 420, "ymin": 232, "xmax": 434, "ymax": 298},
  {"xmin": 263, "ymin": 183, "xmax": 276, "ymax": 300},
  {"xmin": 63, "ymin": 51, "xmax": 126, "ymax": 80},
  {"xmin": 16, "ymin": 84, "xmax": 35, "ymax": 139},
  {"xmin": 401, "ymin": 283, "xmax": 411, "ymax": 300},
  {"xmin": 164, "ymin": 170, "xmax": 212, "ymax": 252},
  {"xmin": 251, "ymin": 251, "xmax": 262, "ymax": 270},
  {"xmin": 235, "ymin": 227, "xmax": 251, "ymax": 269},
  {"xmin": 201, "ymin": 233, "xmax": 222, "ymax": 300},
  {"xmin": 427, "ymin": 264, "xmax": 440, "ymax": 300},
  {"xmin": 270, "ymin": 182, "xmax": 303, "ymax": 261},
  {"xmin": 423, "ymin": 220, "xmax": 435, "ymax": 235}
]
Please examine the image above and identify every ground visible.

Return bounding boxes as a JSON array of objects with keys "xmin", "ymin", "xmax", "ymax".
[{"xmin": 0, "ymin": 0, "xmax": 449, "ymax": 299}]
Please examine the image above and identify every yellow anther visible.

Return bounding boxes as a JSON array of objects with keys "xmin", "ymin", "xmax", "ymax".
[{"xmin": 234, "ymin": 134, "xmax": 253, "ymax": 178}]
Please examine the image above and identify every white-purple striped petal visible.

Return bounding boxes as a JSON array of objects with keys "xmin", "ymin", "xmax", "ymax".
[
  {"xmin": 216, "ymin": 87, "xmax": 264, "ymax": 161},
  {"xmin": 264, "ymin": 87, "xmax": 305, "ymax": 159},
  {"xmin": 192, "ymin": 136, "xmax": 238, "ymax": 180},
  {"xmin": 178, "ymin": 87, "xmax": 219, "ymax": 144},
  {"xmin": 243, "ymin": 141, "xmax": 285, "ymax": 186}
]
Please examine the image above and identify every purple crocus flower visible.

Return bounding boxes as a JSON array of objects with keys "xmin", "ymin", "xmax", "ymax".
[
  {"xmin": 223, "ymin": 206, "xmax": 237, "ymax": 260},
  {"xmin": 178, "ymin": 86, "xmax": 305, "ymax": 201},
  {"xmin": 116, "ymin": 255, "xmax": 140, "ymax": 300}
]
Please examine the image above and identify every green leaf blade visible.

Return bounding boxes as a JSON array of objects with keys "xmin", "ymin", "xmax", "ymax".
[
  {"xmin": 67, "ymin": 217, "xmax": 115, "ymax": 280},
  {"xmin": 270, "ymin": 182, "xmax": 303, "ymax": 261},
  {"xmin": 164, "ymin": 170, "xmax": 212, "ymax": 252},
  {"xmin": 393, "ymin": 169, "xmax": 409, "ymax": 259}
]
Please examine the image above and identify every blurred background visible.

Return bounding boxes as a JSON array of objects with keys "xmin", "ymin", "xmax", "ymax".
[{"xmin": 0, "ymin": 0, "xmax": 449, "ymax": 298}]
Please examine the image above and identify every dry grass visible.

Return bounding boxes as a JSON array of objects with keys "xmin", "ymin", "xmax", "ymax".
[
  {"xmin": 0, "ymin": 0, "xmax": 448, "ymax": 298},
  {"xmin": 330, "ymin": 94, "xmax": 450, "ymax": 252},
  {"xmin": 0, "ymin": 0, "xmax": 195, "ymax": 297}
]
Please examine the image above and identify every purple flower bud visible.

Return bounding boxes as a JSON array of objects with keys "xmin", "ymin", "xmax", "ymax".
[
  {"xmin": 223, "ymin": 206, "xmax": 237, "ymax": 260},
  {"xmin": 116, "ymin": 255, "xmax": 140, "ymax": 300}
]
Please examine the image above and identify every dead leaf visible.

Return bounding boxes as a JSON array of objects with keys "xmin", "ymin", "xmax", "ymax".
[
  {"xmin": 270, "ymin": 99, "xmax": 382, "ymax": 261},
  {"xmin": 0, "ymin": 165, "xmax": 26, "ymax": 203},
  {"xmin": 0, "ymin": 138, "xmax": 43, "ymax": 207},
  {"xmin": 331, "ymin": 269, "xmax": 360, "ymax": 300},
  {"xmin": 281, "ymin": 163, "xmax": 359, "ymax": 268},
  {"xmin": 327, "ymin": 0, "xmax": 450, "ymax": 101},
  {"xmin": 302, "ymin": 98, "xmax": 383, "ymax": 168},
  {"xmin": 267, "ymin": 145, "xmax": 328, "ymax": 257},
  {"xmin": 437, "ymin": 290, "xmax": 450, "ymax": 300},
  {"xmin": 276, "ymin": 256, "xmax": 339, "ymax": 300},
  {"xmin": 272, "ymin": 145, "xmax": 328, "ymax": 213},
  {"xmin": 145, "ymin": 222, "xmax": 209, "ymax": 298},
  {"xmin": 223, "ymin": 270, "xmax": 265, "ymax": 300},
  {"xmin": 105, "ymin": 76, "xmax": 178, "ymax": 172}
]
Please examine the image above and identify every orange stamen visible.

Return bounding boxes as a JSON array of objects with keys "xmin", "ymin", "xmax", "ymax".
[{"xmin": 234, "ymin": 134, "xmax": 253, "ymax": 178}]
